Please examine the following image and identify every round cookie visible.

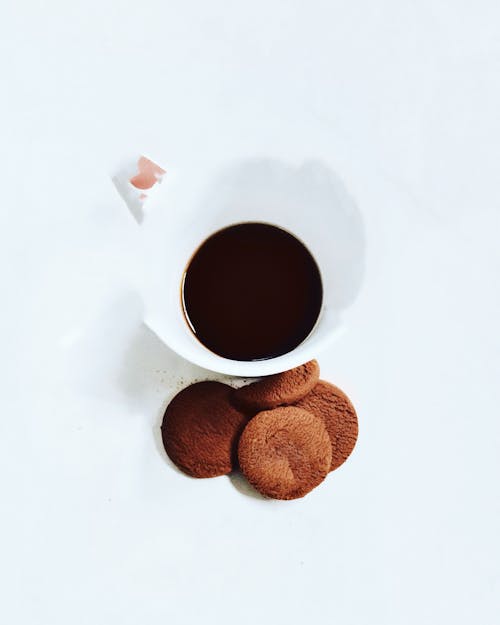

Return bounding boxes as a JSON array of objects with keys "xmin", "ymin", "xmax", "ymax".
[
  {"xmin": 232, "ymin": 360, "xmax": 320, "ymax": 413},
  {"xmin": 294, "ymin": 380, "xmax": 358, "ymax": 471},
  {"xmin": 161, "ymin": 381, "xmax": 247, "ymax": 478},
  {"xmin": 238, "ymin": 406, "xmax": 332, "ymax": 500}
]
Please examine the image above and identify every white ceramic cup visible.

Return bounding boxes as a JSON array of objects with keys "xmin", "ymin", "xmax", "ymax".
[{"xmin": 135, "ymin": 158, "xmax": 364, "ymax": 376}]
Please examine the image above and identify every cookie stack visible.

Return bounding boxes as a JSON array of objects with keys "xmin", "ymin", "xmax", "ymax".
[{"xmin": 161, "ymin": 361, "xmax": 358, "ymax": 500}]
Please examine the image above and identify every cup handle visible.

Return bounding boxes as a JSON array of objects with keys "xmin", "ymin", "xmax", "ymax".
[{"xmin": 112, "ymin": 155, "xmax": 166, "ymax": 225}]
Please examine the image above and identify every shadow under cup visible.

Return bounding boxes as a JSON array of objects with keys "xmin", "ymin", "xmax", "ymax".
[{"xmin": 139, "ymin": 158, "xmax": 365, "ymax": 376}]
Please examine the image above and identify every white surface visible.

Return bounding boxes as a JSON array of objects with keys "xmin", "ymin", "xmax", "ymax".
[{"xmin": 1, "ymin": 2, "xmax": 499, "ymax": 624}]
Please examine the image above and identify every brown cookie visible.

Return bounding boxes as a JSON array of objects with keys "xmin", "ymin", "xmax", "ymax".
[
  {"xmin": 232, "ymin": 360, "xmax": 320, "ymax": 413},
  {"xmin": 161, "ymin": 381, "xmax": 247, "ymax": 478},
  {"xmin": 237, "ymin": 406, "xmax": 332, "ymax": 500},
  {"xmin": 295, "ymin": 380, "xmax": 358, "ymax": 471}
]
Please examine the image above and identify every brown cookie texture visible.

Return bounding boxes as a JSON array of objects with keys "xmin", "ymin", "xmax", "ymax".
[
  {"xmin": 237, "ymin": 406, "xmax": 332, "ymax": 500},
  {"xmin": 161, "ymin": 381, "xmax": 247, "ymax": 478},
  {"xmin": 232, "ymin": 360, "xmax": 320, "ymax": 413},
  {"xmin": 294, "ymin": 380, "xmax": 358, "ymax": 471}
]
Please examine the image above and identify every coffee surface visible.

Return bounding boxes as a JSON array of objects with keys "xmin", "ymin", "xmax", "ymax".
[{"xmin": 182, "ymin": 222, "xmax": 323, "ymax": 361}]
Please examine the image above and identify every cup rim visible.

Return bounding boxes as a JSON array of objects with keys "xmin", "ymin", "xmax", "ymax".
[
  {"xmin": 138, "ymin": 156, "xmax": 363, "ymax": 376},
  {"xmin": 146, "ymin": 316, "xmax": 344, "ymax": 377}
]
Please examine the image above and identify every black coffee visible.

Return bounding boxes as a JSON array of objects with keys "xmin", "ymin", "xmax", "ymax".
[{"xmin": 182, "ymin": 222, "xmax": 323, "ymax": 361}]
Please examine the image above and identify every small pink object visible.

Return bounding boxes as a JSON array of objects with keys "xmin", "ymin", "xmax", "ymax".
[
  {"xmin": 112, "ymin": 155, "xmax": 166, "ymax": 223},
  {"xmin": 129, "ymin": 156, "xmax": 166, "ymax": 190}
]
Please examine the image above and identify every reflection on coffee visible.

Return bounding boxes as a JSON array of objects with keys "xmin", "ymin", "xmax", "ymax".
[{"xmin": 181, "ymin": 222, "xmax": 323, "ymax": 361}]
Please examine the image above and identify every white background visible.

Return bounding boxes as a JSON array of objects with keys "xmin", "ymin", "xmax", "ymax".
[{"xmin": 1, "ymin": 1, "xmax": 500, "ymax": 624}]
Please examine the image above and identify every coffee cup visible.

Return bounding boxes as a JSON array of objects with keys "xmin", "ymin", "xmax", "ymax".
[{"xmin": 133, "ymin": 158, "xmax": 364, "ymax": 376}]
